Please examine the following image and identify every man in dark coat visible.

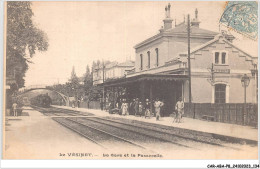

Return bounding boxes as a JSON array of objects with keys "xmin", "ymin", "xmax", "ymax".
[{"xmin": 129, "ymin": 98, "xmax": 135, "ymax": 115}]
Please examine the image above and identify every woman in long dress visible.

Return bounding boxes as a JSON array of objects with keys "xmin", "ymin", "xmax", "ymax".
[
  {"xmin": 121, "ymin": 99, "xmax": 128, "ymax": 116},
  {"xmin": 144, "ymin": 99, "xmax": 151, "ymax": 118}
]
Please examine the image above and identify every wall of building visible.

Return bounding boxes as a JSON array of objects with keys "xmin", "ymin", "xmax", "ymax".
[
  {"xmin": 115, "ymin": 67, "xmax": 121, "ymax": 77},
  {"xmin": 94, "ymin": 65, "xmax": 134, "ymax": 85},
  {"xmin": 183, "ymin": 36, "xmax": 257, "ymax": 104},
  {"xmin": 190, "ymin": 76, "xmax": 212, "ymax": 103},
  {"xmin": 135, "ymin": 35, "xmax": 215, "ymax": 72},
  {"xmin": 184, "ymin": 75, "xmax": 256, "ymax": 104},
  {"xmin": 135, "ymin": 39, "xmax": 167, "ymax": 72},
  {"xmin": 168, "ymin": 36, "xmax": 214, "ymax": 61},
  {"xmin": 189, "ymin": 37, "xmax": 255, "ymax": 71}
]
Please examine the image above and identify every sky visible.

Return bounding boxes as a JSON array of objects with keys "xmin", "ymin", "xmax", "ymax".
[{"xmin": 23, "ymin": 1, "xmax": 258, "ymax": 87}]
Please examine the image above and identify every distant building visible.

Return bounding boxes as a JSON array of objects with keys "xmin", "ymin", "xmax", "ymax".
[
  {"xmin": 92, "ymin": 60, "xmax": 135, "ymax": 86},
  {"xmin": 102, "ymin": 4, "xmax": 258, "ymax": 116}
]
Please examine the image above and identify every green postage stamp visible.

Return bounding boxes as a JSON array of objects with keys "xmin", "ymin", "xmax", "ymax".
[{"xmin": 220, "ymin": 1, "xmax": 258, "ymax": 40}]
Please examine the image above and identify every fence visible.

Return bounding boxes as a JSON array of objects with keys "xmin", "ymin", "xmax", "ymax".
[
  {"xmin": 53, "ymin": 100, "xmax": 101, "ymax": 109},
  {"xmin": 79, "ymin": 101, "xmax": 101, "ymax": 110},
  {"xmin": 184, "ymin": 103, "xmax": 258, "ymax": 127}
]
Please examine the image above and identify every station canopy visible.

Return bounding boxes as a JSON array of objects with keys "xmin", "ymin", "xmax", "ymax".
[{"xmin": 101, "ymin": 74, "xmax": 188, "ymax": 87}]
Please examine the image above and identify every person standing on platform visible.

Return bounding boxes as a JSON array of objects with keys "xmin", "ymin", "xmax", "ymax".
[
  {"xmin": 118, "ymin": 98, "xmax": 122, "ymax": 115},
  {"xmin": 121, "ymin": 99, "xmax": 128, "ymax": 116},
  {"xmin": 72, "ymin": 100, "xmax": 76, "ymax": 108},
  {"xmin": 175, "ymin": 97, "xmax": 184, "ymax": 123},
  {"xmin": 134, "ymin": 98, "xmax": 139, "ymax": 116},
  {"xmin": 154, "ymin": 98, "xmax": 164, "ymax": 121},
  {"xmin": 12, "ymin": 102, "xmax": 18, "ymax": 117},
  {"xmin": 138, "ymin": 101, "xmax": 143, "ymax": 117},
  {"xmin": 77, "ymin": 98, "xmax": 81, "ymax": 108},
  {"xmin": 129, "ymin": 98, "xmax": 135, "ymax": 115},
  {"xmin": 144, "ymin": 99, "xmax": 151, "ymax": 118},
  {"xmin": 108, "ymin": 102, "xmax": 113, "ymax": 114}
]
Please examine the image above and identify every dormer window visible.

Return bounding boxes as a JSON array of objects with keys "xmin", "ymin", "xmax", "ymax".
[
  {"xmin": 214, "ymin": 51, "xmax": 228, "ymax": 65},
  {"xmin": 147, "ymin": 51, "xmax": 150, "ymax": 69}
]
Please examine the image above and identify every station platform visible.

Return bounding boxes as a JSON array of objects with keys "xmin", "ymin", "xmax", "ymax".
[
  {"xmin": 4, "ymin": 106, "xmax": 102, "ymax": 159},
  {"xmin": 53, "ymin": 105, "xmax": 258, "ymax": 143}
]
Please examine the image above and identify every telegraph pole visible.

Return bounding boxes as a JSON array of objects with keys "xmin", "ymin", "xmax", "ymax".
[{"xmin": 187, "ymin": 14, "xmax": 192, "ymax": 116}]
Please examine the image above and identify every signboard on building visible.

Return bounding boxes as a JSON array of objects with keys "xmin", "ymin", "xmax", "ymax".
[{"xmin": 214, "ymin": 69, "xmax": 230, "ymax": 74}]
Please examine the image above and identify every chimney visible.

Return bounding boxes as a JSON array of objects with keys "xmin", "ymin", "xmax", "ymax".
[
  {"xmin": 163, "ymin": 3, "xmax": 173, "ymax": 30},
  {"xmin": 191, "ymin": 8, "xmax": 200, "ymax": 27}
]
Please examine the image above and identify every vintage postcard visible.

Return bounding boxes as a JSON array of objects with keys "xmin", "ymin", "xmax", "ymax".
[{"xmin": 3, "ymin": 1, "xmax": 258, "ymax": 162}]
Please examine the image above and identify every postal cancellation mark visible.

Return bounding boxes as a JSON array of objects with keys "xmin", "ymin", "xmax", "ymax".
[{"xmin": 219, "ymin": 1, "xmax": 258, "ymax": 40}]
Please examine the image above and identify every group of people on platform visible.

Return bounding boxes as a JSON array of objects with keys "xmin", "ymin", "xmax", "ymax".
[{"xmin": 108, "ymin": 97, "xmax": 184, "ymax": 122}]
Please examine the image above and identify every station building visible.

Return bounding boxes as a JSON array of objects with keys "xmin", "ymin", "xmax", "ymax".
[
  {"xmin": 102, "ymin": 4, "xmax": 258, "ymax": 116},
  {"xmin": 93, "ymin": 60, "xmax": 135, "ymax": 86}
]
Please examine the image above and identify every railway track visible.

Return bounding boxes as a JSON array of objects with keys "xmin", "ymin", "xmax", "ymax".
[
  {"xmin": 52, "ymin": 117, "xmax": 152, "ymax": 153},
  {"xmin": 32, "ymin": 105, "xmax": 94, "ymax": 116},
  {"xmin": 67, "ymin": 117, "xmax": 195, "ymax": 149},
  {"xmin": 32, "ymin": 106, "xmax": 240, "ymax": 152},
  {"xmin": 52, "ymin": 107, "xmax": 93, "ymax": 116},
  {"xmin": 89, "ymin": 117, "xmax": 225, "ymax": 147},
  {"xmin": 66, "ymin": 117, "xmax": 230, "ymax": 150}
]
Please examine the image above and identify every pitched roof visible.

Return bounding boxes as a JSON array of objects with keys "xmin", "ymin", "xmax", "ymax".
[
  {"xmin": 134, "ymin": 23, "xmax": 218, "ymax": 49},
  {"xmin": 105, "ymin": 61, "xmax": 118, "ymax": 69},
  {"xmin": 117, "ymin": 60, "xmax": 135, "ymax": 67},
  {"xmin": 178, "ymin": 35, "xmax": 220, "ymax": 56},
  {"xmin": 223, "ymin": 39, "xmax": 258, "ymax": 63},
  {"xmin": 177, "ymin": 34, "xmax": 257, "ymax": 64},
  {"xmin": 166, "ymin": 22, "xmax": 218, "ymax": 36}
]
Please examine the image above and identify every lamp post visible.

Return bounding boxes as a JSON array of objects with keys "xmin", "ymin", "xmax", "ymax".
[{"xmin": 241, "ymin": 74, "xmax": 250, "ymax": 125}]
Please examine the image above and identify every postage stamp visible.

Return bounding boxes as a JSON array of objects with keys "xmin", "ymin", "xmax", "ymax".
[{"xmin": 219, "ymin": 1, "xmax": 258, "ymax": 40}]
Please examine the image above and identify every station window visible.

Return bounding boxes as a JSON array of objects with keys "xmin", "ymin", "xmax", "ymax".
[
  {"xmin": 215, "ymin": 52, "xmax": 219, "ymax": 64},
  {"xmin": 214, "ymin": 51, "xmax": 227, "ymax": 65},
  {"xmin": 222, "ymin": 52, "xmax": 226, "ymax": 64},
  {"xmin": 147, "ymin": 51, "xmax": 150, "ymax": 69},
  {"xmin": 155, "ymin": 48, "xmax": 159, "ymax": 67},
  {"xmin": 140, "ymin": 54, "xmax": 143, "ymax": 70}
]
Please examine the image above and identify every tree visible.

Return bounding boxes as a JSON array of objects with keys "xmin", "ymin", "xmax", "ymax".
[
  {"xmin": 69, "ymin": 66, "xmax": 80, "ymax": 98},
  {"xmin": 69, "ymin": 66, "xmax": 79, "ymax": 86},
  {"xmin": 7, "ymin": 2, "xmax": 49, "ymax": 89},
  {"xmin": 96, "ymin": 60, "xmax": 101, "ymax": 68},
  {"xmin": 83, "ymin": 65, "xmax": 93, "ymax": 103},
  {"xmin": 92, "ymin": 61, "xmax": 96, "ymax": 72},
  {"xmin": 84, "ymin": 65, "xmax": 92, "ymax": 91}
]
